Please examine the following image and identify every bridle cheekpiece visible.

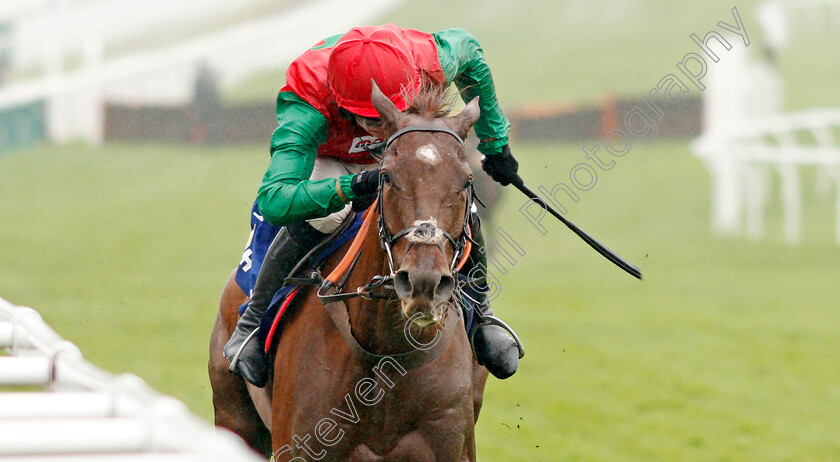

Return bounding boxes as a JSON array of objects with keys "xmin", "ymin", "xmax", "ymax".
[{"xmin": 376, "ymin": 126, "xmax": 474, "ymax": 277}]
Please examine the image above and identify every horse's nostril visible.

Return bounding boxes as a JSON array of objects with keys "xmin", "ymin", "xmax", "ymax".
[
  {"xmin": 394, "ymin": 270, "xmax": 412, "ymax": 299},
  {"xmin": 413, "ymin": 224, "xmax": 433, "ymax": 239},
  {"xmin": 435, "ymin": 274, "xmax": 456, "ymax": 302}
]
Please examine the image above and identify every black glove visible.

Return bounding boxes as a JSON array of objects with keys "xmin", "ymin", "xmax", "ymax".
[
  {"xmin": 481, "ymin": 145, "xmax": 520, "ymax": 186},
  {"xmin": 351, "ymin": 193, "xmax": 377, "ymax": 212},
  {"xmin": 350, "ymin": 168, "xmax": 380, "ymax": 197}
]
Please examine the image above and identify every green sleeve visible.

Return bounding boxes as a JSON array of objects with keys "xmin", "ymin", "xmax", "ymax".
[
  {"xmin": 434, "ymin": 28, "xmax": 511, "ymax": 156},
  {"xmin": 257, "ymin": 92, "xmax": 357, "ymax": 226}
]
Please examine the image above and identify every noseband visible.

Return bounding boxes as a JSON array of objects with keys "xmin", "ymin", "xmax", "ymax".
[{"xmin": 376, "ymin": 126, "xmax": 474, "ymax": 277}]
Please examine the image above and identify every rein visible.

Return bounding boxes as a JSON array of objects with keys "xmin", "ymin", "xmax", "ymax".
[{"xmin": 316, "ymin": 125, "xmax": 473, "ymax": 368}]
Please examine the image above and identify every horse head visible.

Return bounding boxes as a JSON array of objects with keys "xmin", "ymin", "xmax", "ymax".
[{"xmin": 370, "ymin": 81, "xmax": 480, "ymax": 328}]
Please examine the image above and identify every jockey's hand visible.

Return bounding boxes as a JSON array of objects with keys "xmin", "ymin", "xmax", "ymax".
[
  {"xmin": 351, "ymin": 193, "xmax": 377, "ymax": 212},
  {"xmin": 481, "ymin": 145, "xmax": 521, "ymax": 187},
  {"xmin": 350, "ymin": 168, "xmax": 381, "ymax": 197}
]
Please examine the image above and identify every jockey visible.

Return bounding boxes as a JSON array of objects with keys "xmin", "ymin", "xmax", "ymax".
[{"xmin": 224, "ymin": 24, "xmax": 522, "ymax": 387}]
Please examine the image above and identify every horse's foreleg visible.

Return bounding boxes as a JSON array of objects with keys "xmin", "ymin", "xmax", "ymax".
[
  {"xmin": 462, "ymin": 361, "xmax": 488, "ymax": 462},
  {"xmin": 209, "ymin": 270, "xmax": 272, "ymax": 457},
  {"xmin": 471, "ymin": 360, "xmax": 490, "ymax": 423}
]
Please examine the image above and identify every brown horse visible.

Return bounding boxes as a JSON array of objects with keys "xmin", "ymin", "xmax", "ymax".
[{"xmin": 209, "ymin": 83, "xmax": 490, "ymax": 461}]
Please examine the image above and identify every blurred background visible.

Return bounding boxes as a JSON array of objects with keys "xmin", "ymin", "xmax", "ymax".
[{"xmin": 1, "ymin": 0, "xmax": 839, "ymax": 460}]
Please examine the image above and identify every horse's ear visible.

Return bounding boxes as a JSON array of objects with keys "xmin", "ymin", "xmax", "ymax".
[
  {"xmin": 450, "ymin": 96, "xmax": 480, "ymax": 140},
  {"xmin": 371, "ymin": 80, "xmax": 403, "ymax": 132}
]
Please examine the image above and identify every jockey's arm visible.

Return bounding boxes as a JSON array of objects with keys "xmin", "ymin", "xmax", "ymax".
[
  {"xmin": 256, "ymin": 92, "xmax": 357, "ymax": 226},
  {"xmin": 433, "ymin": 28, "xmax": 511, "ymax": 157}
]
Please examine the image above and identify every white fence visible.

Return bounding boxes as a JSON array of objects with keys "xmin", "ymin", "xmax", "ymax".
[
  {"xmin": 0, "ymin": 0, "xmax": 404, "ymax": 144},
  {"xmin": 757, "ymin": 0, "xmax": 840, "ymax": 49},
  {"xmin": 0, "ymin": 296, "xmax": 263, "ymax": 461},
  {"xmin": 693, "ymin": 110, "xmax": 840, "ymax": 243},
  {"xmin": 2, "ymin": 0, "xmax": 284, "ymax": 72},
  {"xmin": 691, "ymin": 0, "xmax": 840, "ymax": 243}
]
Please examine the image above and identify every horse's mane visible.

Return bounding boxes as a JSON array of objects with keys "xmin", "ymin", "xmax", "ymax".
[{"xmin": 403, "ymin": 79, "xmax": 457, "ymax": 119}]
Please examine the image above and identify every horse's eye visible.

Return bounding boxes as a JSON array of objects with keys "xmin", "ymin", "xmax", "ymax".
[
  {"xmin": 464, "ymin": 178, "xmax": 473, "ymax": 190},
  {"xmin": 381, "ymin": 172, "xmax": 391, "ymax": 185}
]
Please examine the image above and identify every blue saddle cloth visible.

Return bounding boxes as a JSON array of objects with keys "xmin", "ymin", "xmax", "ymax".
[{"xmin": 255, "ymin": 214, "xmax": 365, "ymax": 346}]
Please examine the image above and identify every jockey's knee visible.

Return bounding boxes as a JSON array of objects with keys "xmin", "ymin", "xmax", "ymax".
[{"xmin": 286, "ymin": 221, "xmax": 330, "ymax": 247}]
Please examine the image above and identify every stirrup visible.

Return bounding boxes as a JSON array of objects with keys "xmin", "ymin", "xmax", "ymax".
[
  {"xmin": 469, "ymin": 315, "xmax": 525, "ymax": 359},
  {"xmin": 227, "ymin": 328, "xmax": 261, "ymax": 373}
]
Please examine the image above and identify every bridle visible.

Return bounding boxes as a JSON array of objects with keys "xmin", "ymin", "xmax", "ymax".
[
  {"xmin": 313, "ymin": 125, "xmax": 478, "ymax": 368},
  {"xmin": 376, "ymin": 125, "xmax": 475, "ymax": 278}
]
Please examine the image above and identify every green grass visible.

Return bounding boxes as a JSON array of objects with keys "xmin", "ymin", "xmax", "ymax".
[
  {"xmin": 0, "ymin": 142, "xmax": 267, "ymax": 413},
  {"xmin": 473, "ymin": 140, "xmax": 840, "ymax": 461},
  {"xmin": 3, "ymin": 0, "xmax": 840, "ymax": 459},
  {"xmin": 2, "ymin": 139, "xmax": 840, "ymax": 460}
]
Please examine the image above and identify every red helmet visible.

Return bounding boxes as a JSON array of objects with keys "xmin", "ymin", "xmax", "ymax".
[{"xmin": 328, "ymin": 25, "xmax": 422, "ymax": 118}]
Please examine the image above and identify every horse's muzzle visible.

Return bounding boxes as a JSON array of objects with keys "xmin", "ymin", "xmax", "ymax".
[{"xmin": 394, "ymin": 268, "xmax": 456, "ymax": 321}]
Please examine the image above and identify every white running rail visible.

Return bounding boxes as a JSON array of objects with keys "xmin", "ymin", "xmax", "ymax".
[
  {"xmin": 0, "ymin": 296, "xmax": 263, "ymax": 461},
  {"xmin": 0, "ymin": 0, "xmax": 404, "ymax": 145},
  {"xmin": 693, "ymin": 109, "xmax": 840, "ymax": 243},
  {"xmin": 692, "ymin": 0, "xmax": 840, "ymax": 244}
]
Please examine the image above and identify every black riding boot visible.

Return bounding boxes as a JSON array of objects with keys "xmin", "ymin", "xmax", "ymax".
[
  {"xmin": 461, "ymin": 216, "xmax": 523, "ymax": 380},
  {"xmin": 224, "ymin": 222, "xmax": 327, "ymax": 387}
]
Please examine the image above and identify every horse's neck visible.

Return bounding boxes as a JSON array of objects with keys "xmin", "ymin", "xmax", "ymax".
[{"xmin": 343, "ymin": 212, "xmax": 427, "ymax": 356}]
